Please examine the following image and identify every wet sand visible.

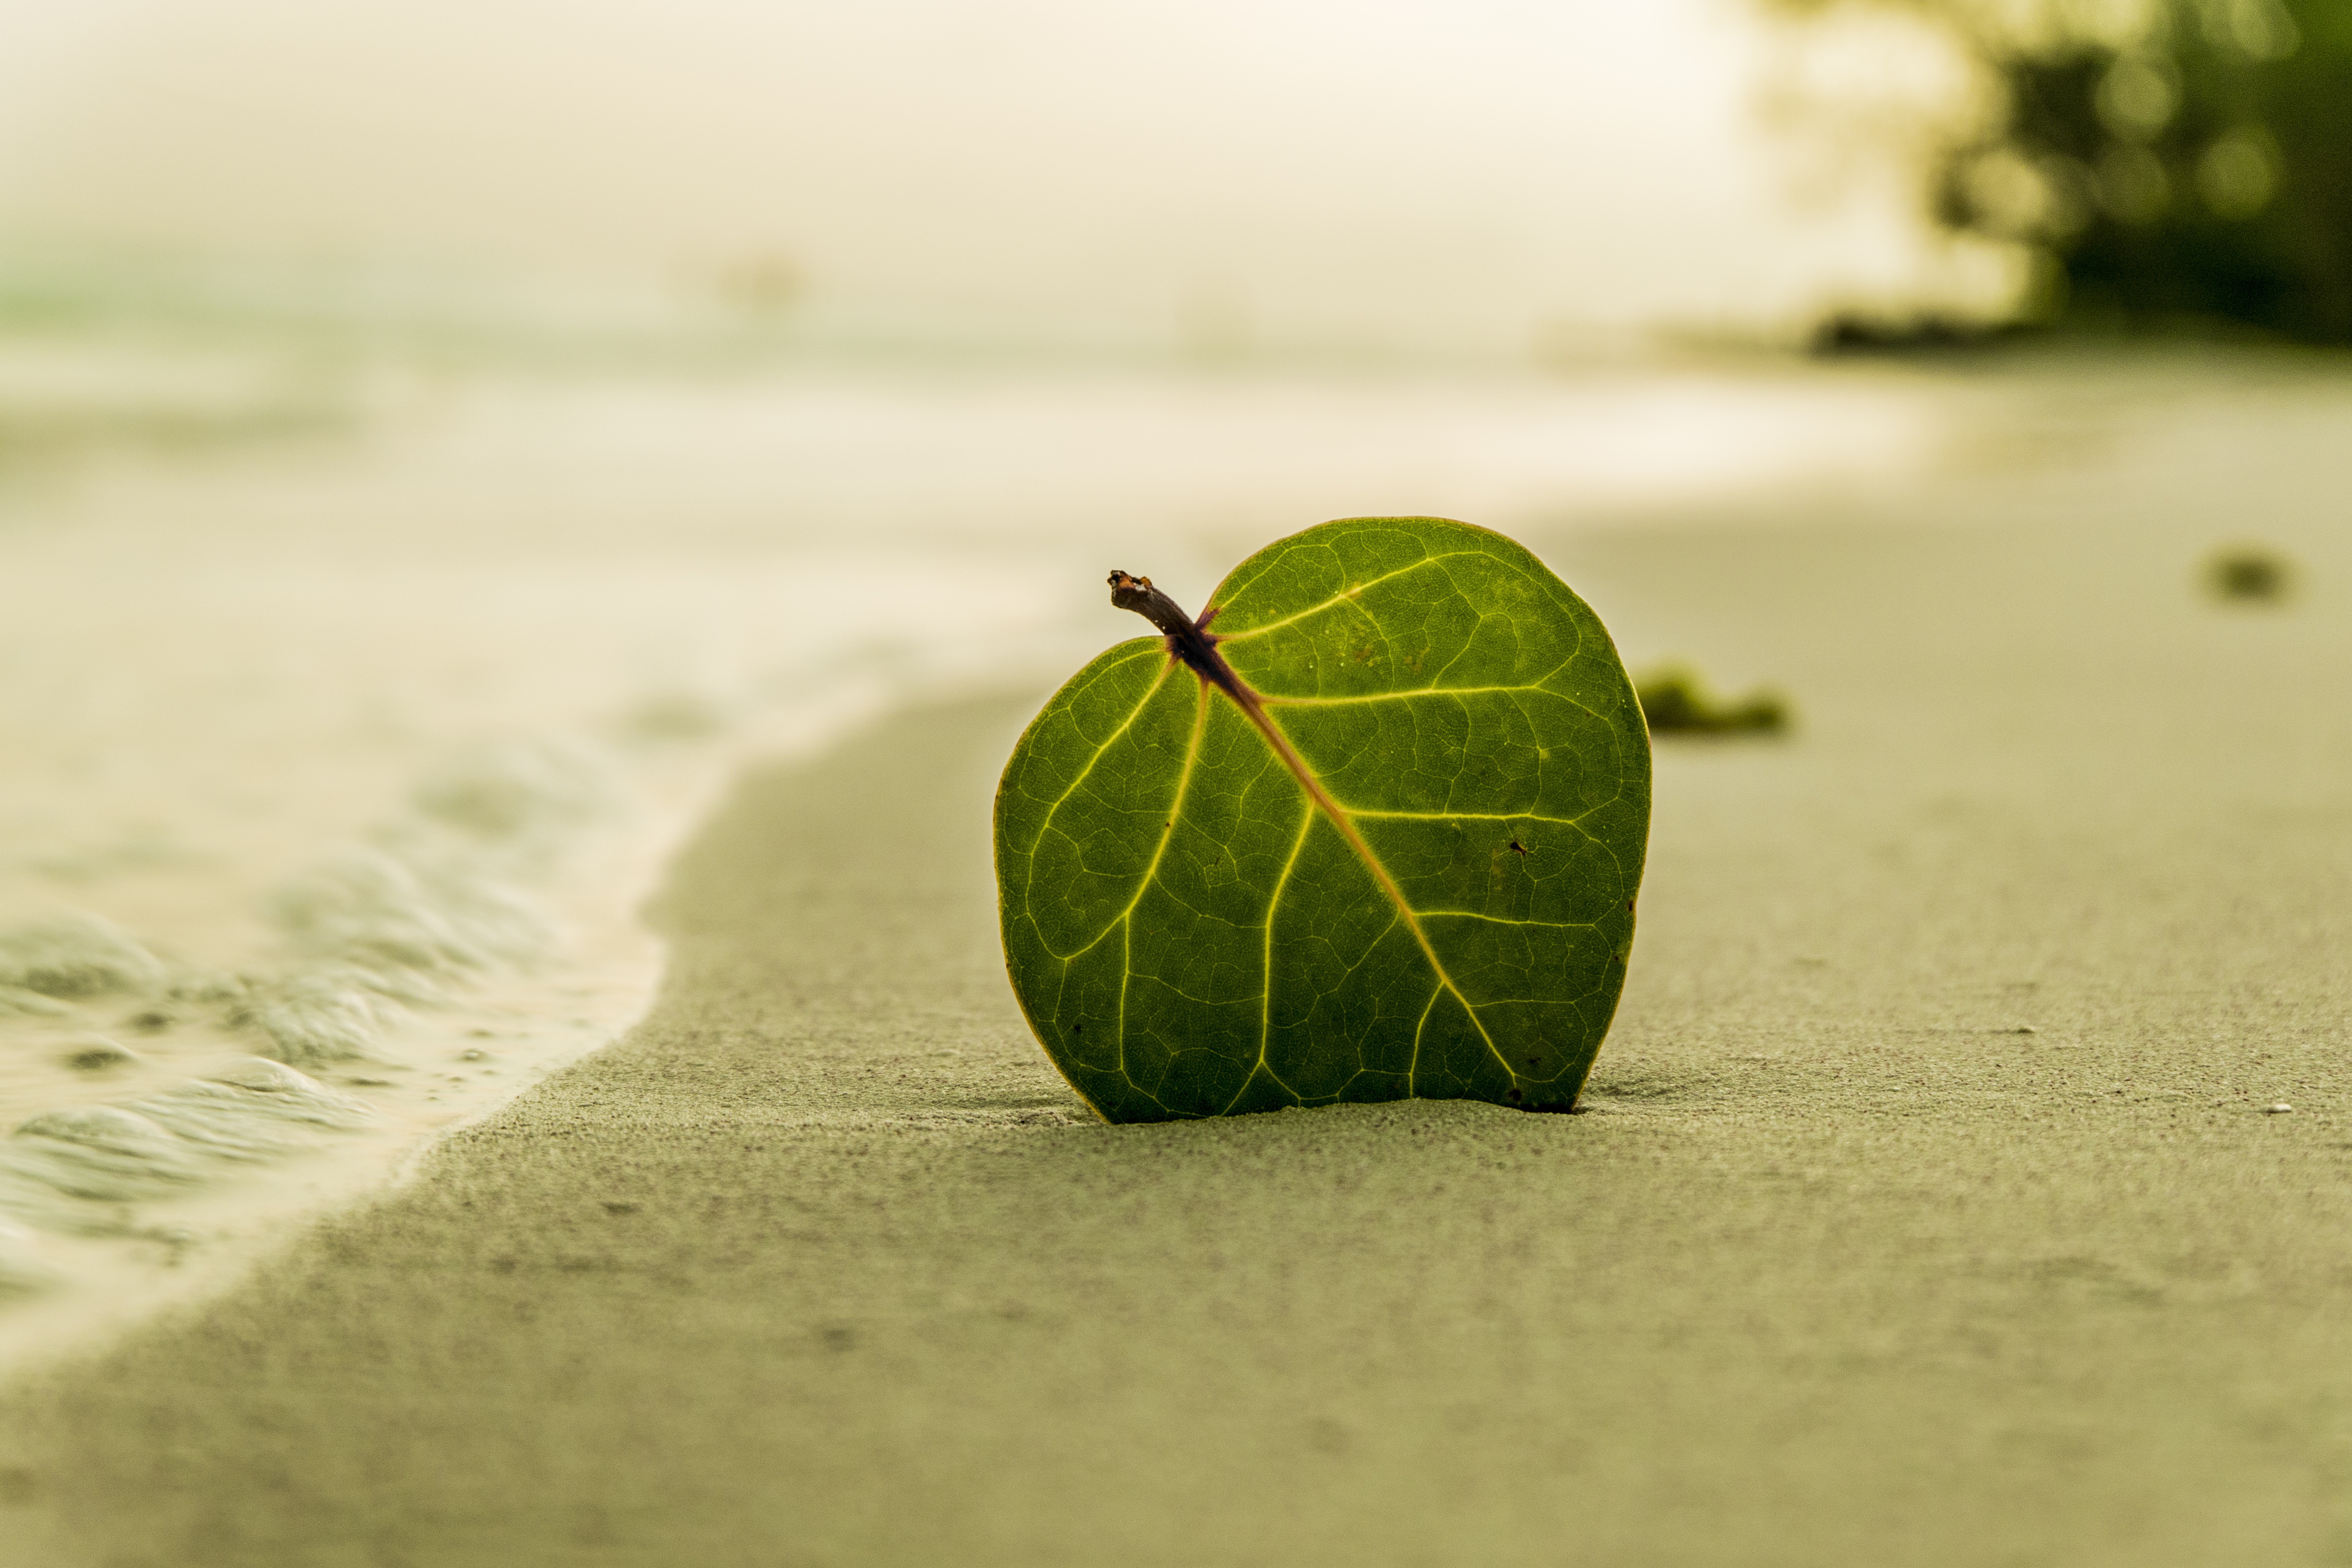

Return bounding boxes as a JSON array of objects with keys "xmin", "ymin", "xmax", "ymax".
[{"xmin": 3, "ymin": 502, "xmax": 2349, "ymax": 1567}]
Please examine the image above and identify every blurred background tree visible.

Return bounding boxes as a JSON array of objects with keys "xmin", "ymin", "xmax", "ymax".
[{"xmin": 1770, "ymin": 0, "xmax": 2352, "ymax": 343}]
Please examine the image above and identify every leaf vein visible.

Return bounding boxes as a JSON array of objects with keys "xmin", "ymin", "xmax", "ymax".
[
  {"xmin": 1225, "ymin": 805, "xmax": 1320, "ymax": 1115},
  {"xmin": 1212, "ymin": 550, "xmax": 1483, "ymax": 644}
]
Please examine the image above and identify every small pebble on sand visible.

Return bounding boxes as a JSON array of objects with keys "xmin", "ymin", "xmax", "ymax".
[{"xmin": 2264, "ymin": 1103, "xmax": 2293, "ymax": 1115}]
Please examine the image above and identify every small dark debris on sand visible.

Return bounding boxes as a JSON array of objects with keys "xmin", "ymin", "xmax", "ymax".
[{"xmin": 2205, "ymin": 546, "xmax": 2295, "ymax": 604}]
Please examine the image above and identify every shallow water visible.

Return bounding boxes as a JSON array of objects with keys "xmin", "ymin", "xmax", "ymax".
[{"xmin": 2, "ymin": 327, "xmax": 2346, "ymax": 1368}]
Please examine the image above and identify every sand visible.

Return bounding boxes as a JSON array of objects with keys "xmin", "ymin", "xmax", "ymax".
[{"xmin": 3, "ymin": 486, "xmax": 2350, "ymax": 1566}]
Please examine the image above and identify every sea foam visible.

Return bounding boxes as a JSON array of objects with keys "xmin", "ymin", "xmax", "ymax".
[{"xmin": 0, "ymin": 914, "xmax": 168, "ymax": 1001}]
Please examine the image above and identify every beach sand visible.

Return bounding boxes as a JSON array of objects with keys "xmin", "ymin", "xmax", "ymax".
[{"xmin": 3, "ymin": 495, "xmax": 2349, "ymax": 1567}]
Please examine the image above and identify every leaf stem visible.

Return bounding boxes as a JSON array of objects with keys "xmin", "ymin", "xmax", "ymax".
[{"xmin": 1107, "ymin": 572, "xmax": 1245, "ymax": 702}]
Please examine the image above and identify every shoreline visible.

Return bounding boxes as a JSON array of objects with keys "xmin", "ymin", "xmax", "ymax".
[
  {"xmin": 2, "ymin": 495, "xmax": 2347, "ymax": 1563},
  {"xmin": 0, "ymin": 733, "xmax": 705, "ymax": 1378},
  {"xmin": 0, "ymin": 660, "xmax": 909, "ymax": 1376}
]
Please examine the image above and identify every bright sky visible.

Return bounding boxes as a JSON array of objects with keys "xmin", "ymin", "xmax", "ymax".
[{"xmin": 0, "ymin": 0, "xmax": 1987, "ymax": 351}]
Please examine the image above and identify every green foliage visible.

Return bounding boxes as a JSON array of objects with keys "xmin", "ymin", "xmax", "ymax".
[
  {"xmin": 995, "ymin": 517, "xmax": 1650, "ymax": 1123},
  {"xmin": 1972, "ymin": 0, "xmax": 2352, "ymax": 340},
  {"xmin": 1788, "ymin": 0, "xmax": 2352, "ymax": 343}
]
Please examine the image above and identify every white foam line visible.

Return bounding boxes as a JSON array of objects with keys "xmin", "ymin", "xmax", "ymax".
[{"xmin": 0, "ymin": 665, "xmax": 936, "ymax": 1381}]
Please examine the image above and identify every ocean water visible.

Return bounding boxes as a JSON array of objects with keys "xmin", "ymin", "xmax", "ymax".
[{"xmin": 2, "ymin": 321, "xmax": 2345, "ymax": 1370}]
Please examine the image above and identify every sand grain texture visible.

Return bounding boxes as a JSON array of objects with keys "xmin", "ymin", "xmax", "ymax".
[{"xmin": 4, "ymin": 512, "xmax": 2351, "ymax": 1567}]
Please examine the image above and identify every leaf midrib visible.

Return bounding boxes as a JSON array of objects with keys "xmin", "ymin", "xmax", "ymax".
[
  {"xmin": 1223, "ymin": 680, "xmax": 1519, "ymax": 1089},
  {"xmin": 1038, "ymin": 644, "xmax": 1539, "ymax": 1096}
]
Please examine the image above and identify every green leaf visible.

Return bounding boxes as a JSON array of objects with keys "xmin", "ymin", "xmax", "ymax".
[{"xmin": 994, "ymin": 516, "xmax": 1651, "ymax": 1122}]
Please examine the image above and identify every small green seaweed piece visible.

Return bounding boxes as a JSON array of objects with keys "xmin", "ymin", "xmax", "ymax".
[
  {"xmin": 994, "ymin": 516, "xmax": 1651, "ymax": 1123},
  {"xmin": 1634, "ymin": 665, "xmax": 1790, "ymax": 736}
]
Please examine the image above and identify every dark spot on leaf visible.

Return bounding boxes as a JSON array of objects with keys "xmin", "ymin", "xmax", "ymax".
[
  {"xmin": 1508, "ymin": 836, "xmax": 1531, "ymax": 857},
  {"xmin": 1070, "ymin": 1021, "xmax": 1083, "ymax": 1034},
  {"xmin": 1507, "ymin": 1088, "xmax": 1523, "ymax": 1103}
]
